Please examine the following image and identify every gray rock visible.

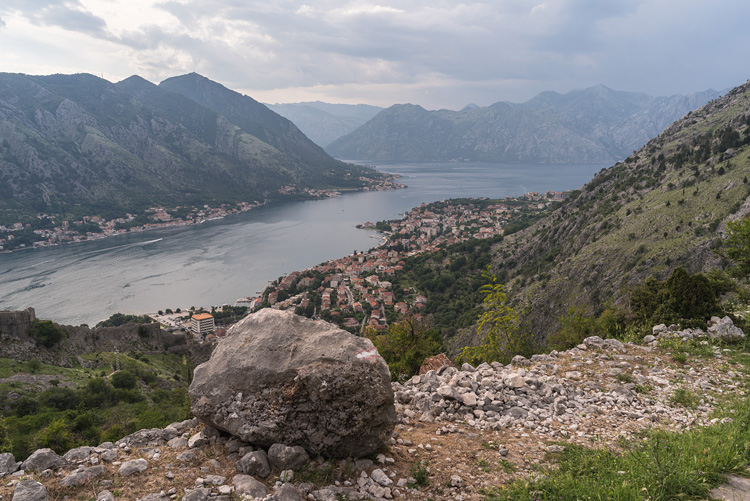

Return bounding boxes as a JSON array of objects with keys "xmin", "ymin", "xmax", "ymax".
[
  {"xmin": 268, "ymin": 443, "xmax": 310, "ymax": 471},
  {"xmin": 166, "ymin": 418, "xmax": 199, "ymax": 434},
  {"xmin": 96, "ymin": 491, "xmax": 116, "ymax": 501},
  {"xmin": 177, "ymin": 451, "xmax": 199, "ymax": 462},
  {"xmin": 12, "ymin": 479, "xmax": 49, "ymax": 501},
  {"xmin": 0, "ymin": 452, "xmax": 18, "ymax": 476},
  {"xmin": 371, "ymin": 468, "xmax": 393, "ymax": 487},
  {"xmin": 708, "ymin": 316, "xmax": 745, "ymax": 342},
  {"xmin": 63, "ymin": 446, "xmax": 94, "ymax": 463},
  {"xmin": 236, "ymin": 450, "xmax": 271, "ymax": 477},
  {"xmin": 652, "ymin": 324, "xmax": 668, "ymax": 335},
  {"xmin": 183, "ymin": 488, "xmax": 211, "ymax": 501},
  {"xmin": 138, "ymin": 494, "xmax": 167, "ymax": 501},
  {"xmin": 189, "ymin": 309, "xmax": 396, "ymax": 457},
  {"xmin": 22, "ymin": 448, "xmax": 65, "ymax": 472},
  {"xmin": 116, "ymin": 428, "xmax": 167, "ymax": 447},
  {"xmin": 119, "ymin": 458, "xmax": 148, "ymax": 476},
  {"xmin": 233, "ymin": 474, "xmax": 268, "ymax": 498},
  {"xmin": 270, "ymin": 483, "xmax": 305, "ymax": 501},
  {"xmin": 204, "ymin": 474, "xmax": 226, "ymax": 485},
  {"xmin": 168, "ymin": 437, "xmax": 189, "ymax": 449},
  {"xmin": 511, "ymin": 355, "xmax": 531, "ymax": 367},
  {"xmin": 188, "ymin": 431, "xmax": 208, "ymax": 449},
  {"xmin": 642, "ymin": 335, "xmax": 656, "ymax": 344},
  {"xmin": 100, "ymin": 449, "xmax": 118, "ymax": 462},
  {"xmin": 60, "ymin": 465, "xmax": 107, "ymax": 487}
]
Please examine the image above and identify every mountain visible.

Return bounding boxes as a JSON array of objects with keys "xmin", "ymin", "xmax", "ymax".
[
  {"xmin": 0, "ymin": 72, "xmax": 378, "ymax": 222},
  {"xmin": 325, "ymin": 86, "xmax": 721, "ymax": 163},
  {"xmin": 265, "ymin": 101, "xmax": 382, "ymax": 147},
  {"xmin": 482, "ymin": 80, "xmax": 750, "ymax": 340}
]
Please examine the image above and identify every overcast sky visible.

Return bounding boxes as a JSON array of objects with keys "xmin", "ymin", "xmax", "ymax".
[{"xmin": 1, "ymin": 1, "xmax": 748, "ymax": 110}]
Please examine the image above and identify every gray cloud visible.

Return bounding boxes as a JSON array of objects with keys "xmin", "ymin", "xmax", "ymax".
[
  {"xmin": 1, "ymin": 0, "xmax": 109, "ymax": 37},
  {"xmin": 2, "ymin": 0, "xmax": 750, "ymax": 109}
]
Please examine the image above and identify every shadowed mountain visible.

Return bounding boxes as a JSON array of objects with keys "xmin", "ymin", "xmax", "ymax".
[
  {"xmin": 326, "ymin": 86, "xmax": 721, "ymax": 164},
  {"xmin": 0, "ymin": 72, "xmax": 377, "ymax": 222}
]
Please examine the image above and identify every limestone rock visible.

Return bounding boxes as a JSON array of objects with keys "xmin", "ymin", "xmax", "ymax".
[
  {"xmin": 60, "ymin": 465, "xmax": 107, "ymax": 487},
  {"xmin": 270, "ymin": 483, "xmax": 305, "ymax": 501},
  {"xmin": 236, "ymin": 450, "xmax": 271, "ymax": 477},
  {"xmin": 96, "ymin": 491, "xmax": 116, "ymax": 501},
  {"xmin": 189, "ymin": 309, "xmax": 396, "ymax": 457},
  {"xmin": 0, "ymin": 452, "xmax": 18, "ymax": 476},
  {"xmin": 12, "ymin": 479, "xmax": 49, "ymax": 501},
  {"xmin": 708, "ymin": 316, "xmax": 745, "ymax": 342},
  {"xmin": 119, "ymin": 458, "xmax": 148, "ymax": 476},
  {"xmin": 268, "ymin": 443, "xmax": 310, "ymax": 471},
  {"xmin": 22, "ymin": 448, "xmax": 65, "ymax": 472},
  {"xmin": 183, "ymin": 488, "xmax": 211, "ymax": 501},
  {"xmin": 233, "ymin": 474, "xmax": 268, "ymax": 498},
  {"xmin": 63, "ymin": 446, "xmax": 94, "ymax": 463}
]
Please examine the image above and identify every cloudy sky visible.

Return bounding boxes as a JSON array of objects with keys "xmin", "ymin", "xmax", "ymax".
[{"xmin": 1, "ymin": 0, "xmax": 748, "ymax": 110}]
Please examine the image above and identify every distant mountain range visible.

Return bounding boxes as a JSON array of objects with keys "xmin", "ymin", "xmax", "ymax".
[
  {"xmin": 0, "ymin": 72, "xmax": 379, "ymax": 222},
  {"xmin": 325, "ymin": 85, "xmax": 722, "ymax": 163},
  {"xmin": 265, "ymin": 102, "xmax": 382, "ymax": 147}
]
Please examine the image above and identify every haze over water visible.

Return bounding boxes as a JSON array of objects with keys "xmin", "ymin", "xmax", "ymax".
[{"xmin": 0, "ymin": 162, "xmax": 606, "ymax": 326}]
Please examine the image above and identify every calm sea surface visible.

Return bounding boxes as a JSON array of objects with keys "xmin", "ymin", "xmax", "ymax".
[{"xmin": 0, "ymin": 162, "xmax": 607, "ymax": 325}]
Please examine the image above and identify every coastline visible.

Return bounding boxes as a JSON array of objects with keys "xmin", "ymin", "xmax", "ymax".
[{"xmin": 0, "ymin": 175, "xmax": 405, "ymax": 255}]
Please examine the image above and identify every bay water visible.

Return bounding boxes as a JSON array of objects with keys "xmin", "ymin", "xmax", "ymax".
[{"xmin": 0, "ymin": 162, "xmax": 607, "ymax": 326}]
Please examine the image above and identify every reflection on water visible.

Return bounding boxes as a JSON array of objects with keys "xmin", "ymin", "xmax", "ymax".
[{"xmin": 0, "ymin": 162, "xmax": 607, "ymax": 325}]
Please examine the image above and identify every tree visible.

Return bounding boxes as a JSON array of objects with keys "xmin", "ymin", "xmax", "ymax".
[
  {"xmin": 111, "ymin": 370, "xmax": 137, "ymax": 389},
  {"xmin": 0, "ymin": 417, "xmax": 12, "ymax": 453},
  {"xmin": 460, "ymin": 267, "xmax": 521, "ymax": 365},
  {"xmin": 33, "ymin": 419, "xmax": 73, "ymax": 454},
  {"xmin": 725, "ymin": 217, "xmax": 750, "ymax": 276},
  {"xmin": 30, "ymin": 320, "xmax": 65, "ymax": 348},
  {"xmin": 366, "ymin": 317, "xmax": 443, "ymax": 382}
]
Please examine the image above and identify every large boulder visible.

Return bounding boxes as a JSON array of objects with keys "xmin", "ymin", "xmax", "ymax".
[
  {"xmin": 189, "ymin": 309, "xmax": 396, "ymax": 458},
  {"xmin": 708, "ymin": 316, "xmax": 745, "ymax": 342}
]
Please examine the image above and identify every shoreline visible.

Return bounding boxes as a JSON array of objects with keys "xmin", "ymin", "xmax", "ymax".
[{"xmin": 0, "ymin": 175, "xmax": 405, "ymax": 255}]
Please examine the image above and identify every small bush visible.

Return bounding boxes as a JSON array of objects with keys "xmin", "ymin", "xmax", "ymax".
[
  {"xmin": 111, "ymin": 370, "xmax": 137, "ymax": 390},
  {"xmin": 30, "ymin": 320, "xmax": 65, "ymax": 348}
]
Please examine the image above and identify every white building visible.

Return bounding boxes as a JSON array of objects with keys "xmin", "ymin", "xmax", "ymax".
[{"xmin": 190, "ymin": 313, "xmax": 215, "ymax": 336}]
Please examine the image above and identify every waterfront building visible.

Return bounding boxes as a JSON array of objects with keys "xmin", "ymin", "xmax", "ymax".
[{"xmin": 190, "ymin": 313, "xmax": 215, "ymax": 336}]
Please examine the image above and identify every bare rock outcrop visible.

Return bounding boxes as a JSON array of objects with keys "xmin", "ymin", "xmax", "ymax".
[{"xmin": 189, "ymin": 309, "xmax": 396, "ymax": 458}]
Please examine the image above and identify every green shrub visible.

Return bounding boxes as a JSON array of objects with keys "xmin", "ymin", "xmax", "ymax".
[
  {"xmin": 0, "ymin": 417, "xmax": 12, "ymax": 453},
  {"xmin": 629, "ymin": 267, "xmax": 722, "ymax": 327},
  {"xmin": 40, "ymin": 387, "xmax": 79, "ymax": 411},
  {"xmin": 30, "ymin": 320, "xmax": 65, "ymax": 348},
  {"xmin": 460, "ymin": 267, "xmax": 524, "ymax": 365},
  {"xmin": 33, "ymin": 419, "xmax": 74, "ymax": 454},
  {"xmin": 111, "ymin": 370, "xmax": 137, "ymax": 390},
  {"xmin": 366, "ymin": 318, "xmax": 443, "ymax": 382}
]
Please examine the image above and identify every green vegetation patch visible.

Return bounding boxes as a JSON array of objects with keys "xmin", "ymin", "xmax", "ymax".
[{"xmin": 483, "ymin": 397, "xmax": 750, "ymax": 500}]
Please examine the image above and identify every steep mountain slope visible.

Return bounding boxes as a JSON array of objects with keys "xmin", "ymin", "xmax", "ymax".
[
  {"xmin": 488, "ymin": 80, "xmax": 750, "ymax": 340},
  {"xmin": 159, "ymin": 74, "xmax": 343, "ymax": 172},
  {"xmin": 326, "ymin": 86, "xmax": 720, "ymax": 163},
  {"xmin": 0, "ymin": 73, "xmax": 375, "ymax": 222},
  {"xmin": 266, "ymin": 102, "xmax": 382, "ymax": 147}
]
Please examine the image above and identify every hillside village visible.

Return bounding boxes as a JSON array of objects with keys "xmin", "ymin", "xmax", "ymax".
[{"xmin": 255, "ymin": 192, "xmax": 568, "ymax": 333}]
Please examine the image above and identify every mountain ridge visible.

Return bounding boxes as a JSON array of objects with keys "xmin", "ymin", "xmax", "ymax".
[
  {"xmin": 0, "ymin": 72, "xmax": 382, "ymax": 223},
  {"xmin": 325, "ymin": 86, "xmax": 722, "ymax": 163}
]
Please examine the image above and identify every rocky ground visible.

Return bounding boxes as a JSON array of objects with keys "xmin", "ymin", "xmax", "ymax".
[{"xmin": 1, "ymin": 328, "xmax": 748, "ymax": 501}]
